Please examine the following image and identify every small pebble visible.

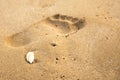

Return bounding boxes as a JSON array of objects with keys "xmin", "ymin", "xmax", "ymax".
[{"xmin": 26, "ymin": 51, "xmax": 34, "ymax": 64}]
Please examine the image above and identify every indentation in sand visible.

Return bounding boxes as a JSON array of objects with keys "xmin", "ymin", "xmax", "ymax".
[
  {"xmin": 5, "ymin": 14, "xmax": 86, "ymax": 47},
  {"xmin": 5, "ymin": 31, "xmax": 31, "ymax": 47},
  {"xmin": 41, "ymin": 14, "xmax": 85, "ymax": 34}
]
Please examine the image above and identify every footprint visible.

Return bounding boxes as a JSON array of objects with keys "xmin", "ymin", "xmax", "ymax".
[
  {"xmin": 41, "ymin": 14, "xmax": 85, "ymax": 34},
  {"xmin": 5, "ymin": 14, "xmax": 85, "ymax": 47}
]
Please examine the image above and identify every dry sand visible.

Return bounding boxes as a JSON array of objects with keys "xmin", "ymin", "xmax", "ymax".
[{"xmin": 0, "ymin": 0, "xmax": 120, "ymax": 80}]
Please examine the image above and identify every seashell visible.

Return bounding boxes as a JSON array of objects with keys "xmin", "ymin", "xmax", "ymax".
[{"xmin": 26, "ymin": 51, "xmax": 34, "ymax": 64}]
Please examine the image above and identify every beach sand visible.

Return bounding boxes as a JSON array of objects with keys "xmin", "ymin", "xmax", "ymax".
[{"xmin": 0, "ymin": 0, "xmax": 120, "ymax": 80}]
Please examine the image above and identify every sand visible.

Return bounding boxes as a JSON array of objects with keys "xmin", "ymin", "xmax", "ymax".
[{"xmin": 0, "ymin": 0, "xmax": 120, "ymax": 80}]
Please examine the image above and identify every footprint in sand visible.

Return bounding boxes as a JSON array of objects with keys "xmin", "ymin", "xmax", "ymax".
[
  {"xmin": 41, "ymin": 14, "xmax": 85, "ymax": 34},
  {"xmin": 5, "ymin": 14, "xmax": 85, "ymax": 47}
]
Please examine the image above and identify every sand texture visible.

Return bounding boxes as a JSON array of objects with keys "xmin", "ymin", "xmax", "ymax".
[{"xmin": 0, "ymin": 0, "xmax": 120, "ymax": 80}]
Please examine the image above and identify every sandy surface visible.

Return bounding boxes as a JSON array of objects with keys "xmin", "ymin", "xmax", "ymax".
[{"xmin": 0, "ymin": 0, "xmax": 120, "ymax": 80}]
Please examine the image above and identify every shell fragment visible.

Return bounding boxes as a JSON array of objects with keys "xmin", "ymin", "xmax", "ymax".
[{"xmin": 26, "ymin": 51, "xmax": 34, "ymax": 64}]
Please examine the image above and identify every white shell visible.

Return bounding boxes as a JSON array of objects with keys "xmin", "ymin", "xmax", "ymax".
[{"xmin": 26, "ymin": 51, "xmax": 34, "ymax": 64}]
